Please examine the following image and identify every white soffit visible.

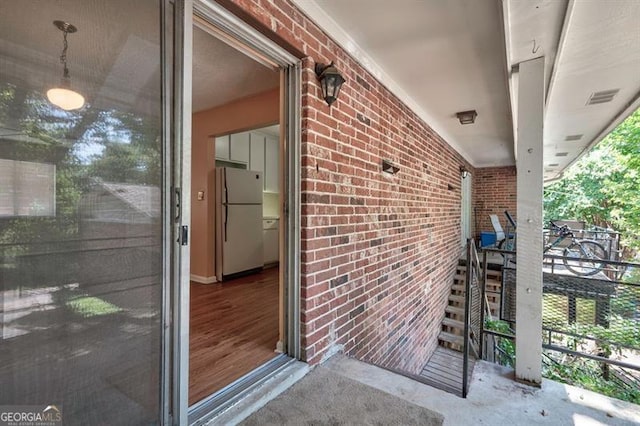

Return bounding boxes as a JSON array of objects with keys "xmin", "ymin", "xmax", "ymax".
[
  {"xmin": 292, "ymin": 0, "xmax": 514, "ymax": 168},
  {"xmin": 542, "ymin": 0, "xmax": 640, "ymax": 182},
  {"xmin": 506, "ymin": 0, "xmax": 640, "ymax": 182}
]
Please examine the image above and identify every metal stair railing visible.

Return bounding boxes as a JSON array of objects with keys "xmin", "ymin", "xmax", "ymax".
[{"xmin": 462, "ymin": 238, "xmax": 483, "ymax": 398}]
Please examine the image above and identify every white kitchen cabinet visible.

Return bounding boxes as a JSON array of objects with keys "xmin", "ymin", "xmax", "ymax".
[
  {"xmin": 264, "ymin": 136, "xmax": 279, "ymax": 193},
  {"xmin": 263, "ymin": 218, "xmax": 279, "ymax": 265},
  {"xmin": 230, "ymin": 132, "xmax": 250, "ymax": 163},
  {"xmin": 215, "ymin": 135, "xmax": 229, "ymax": 160},
  {"xmin": 249, "ymin": 132, "xmax": 265, "ymax": 173},
  {"xmin": 215, "ymin": 128, "xmax": 278, "ymax": 194}
]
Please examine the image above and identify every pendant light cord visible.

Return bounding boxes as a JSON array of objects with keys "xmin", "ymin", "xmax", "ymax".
[
  {"xmin": 47, "ymin": 20, "xmax": 85, "ymax": 110},
  {"xmin": 60, "ymin": 29, "xmax": 70, "ymax": 80}
]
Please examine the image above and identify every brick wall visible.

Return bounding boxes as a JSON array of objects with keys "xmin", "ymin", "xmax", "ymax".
[
  {"xmin": 473, "ymin": 166, "xmax": 517, "ymax": 236},
  {"xmin": 224, "ymin": 0, "xmax": 473, "ymax": 375}
]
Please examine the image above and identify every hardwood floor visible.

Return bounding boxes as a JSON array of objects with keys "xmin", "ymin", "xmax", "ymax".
[{"xmin": 189, "ymin": 267, "xmax": 279, "ymax": 405}]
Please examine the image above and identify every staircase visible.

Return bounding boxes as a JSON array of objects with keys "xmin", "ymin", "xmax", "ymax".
[
  {"xmin": 438, "ymin": 262, "xmax": 503, "ymax": 351},
  {"xmin": 419, "ymin": 259, "xmax": 504, "ymax": 396}
]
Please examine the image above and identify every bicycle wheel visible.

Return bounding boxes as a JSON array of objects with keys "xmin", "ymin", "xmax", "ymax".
[
  {"xmin": 498, "ymin": 236, "xmax": 516, "ymax": 252},
  {"xmin": 498, "ymin": 237, "xmax": 516, "ymax": 264},
  {"xmin": 562, "ymin": 240, "xmax": 607, "ymax": 276}
]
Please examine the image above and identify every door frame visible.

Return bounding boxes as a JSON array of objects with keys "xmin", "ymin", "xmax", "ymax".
[
  {"xmin": 172, "ymin": 0, "xmax": 193, "ymax": 424},
  {"xmin": 172, "ymin": 1, "xmax": 301, "ymax": 424},
  {"xmin": 161, "ymin": 0, "xmax": 179, "ymax": 424}
]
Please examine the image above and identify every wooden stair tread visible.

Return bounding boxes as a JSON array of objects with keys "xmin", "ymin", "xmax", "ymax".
[
  {"xmin": 440, "ymin": 260, "xmax": 503, "ymax": 353},
  {"xmin": 454, "ymin": 276, "xmax": 502, "ymax": 285},
  {"xmin": 442, "ymin": 317, "xmax": 464, "ymax": 330},
  {"xmin": 452, "ymin": 284, "xmax": 502, "ymax": 292},
  {"xmin": 438, "ymin": 331, "xmax": 464, "ymax": 345},
  {"xmin": 445, "ymin": 305, "xmax": 464, "ymax": 316},
  {"xmin": 457, "ymin": 264, "xmax": 501, "ymax": 274},
  {"xmin": 449, "ymin": 293, "xmax": 500, "ymax": 303}
]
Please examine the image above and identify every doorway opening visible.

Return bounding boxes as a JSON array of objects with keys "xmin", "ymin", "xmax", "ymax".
[{"xmin": 188, "ymin": 15, "xmax": 284, "ymax": 406}]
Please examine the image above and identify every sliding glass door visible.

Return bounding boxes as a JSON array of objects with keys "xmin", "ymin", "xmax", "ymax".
[{"xmin": 0, "ymin": 1, "xmax": 172, "ymax": 424}]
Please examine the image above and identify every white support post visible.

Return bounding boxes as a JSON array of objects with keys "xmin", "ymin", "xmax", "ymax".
[{"xmin": 515, "ymin": 57, "xmax": 544, "ymax": 386}]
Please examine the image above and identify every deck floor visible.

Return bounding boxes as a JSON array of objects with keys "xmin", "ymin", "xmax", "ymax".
[{"xmin": 419, "ymin": 347, "xmax": 474, "ymax": 396}]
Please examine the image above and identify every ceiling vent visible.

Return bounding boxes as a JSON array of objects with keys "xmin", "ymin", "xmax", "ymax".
[
  {"xmin": 587, "ymin": 89, "xmax": 619, "ymax": 105},
  {"xmin": 564, "ymin": 134, "xmax": 583, "ymax": 141},
  {"xmin": 549, "ymin": 163, "xmax": 559, "ymax": 167},
  {"xmin": 556, "ymin": 152, "xmax": 569, "ymax": 157}
]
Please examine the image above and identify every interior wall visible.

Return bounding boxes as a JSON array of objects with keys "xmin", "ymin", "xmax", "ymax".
[
  {"xmin": 190, "ymin": 88, "xmax": 279, "ymax": 280},
  {"xmin": 473, "ymin": 166, "xmax": 517, "ymax": 236}
]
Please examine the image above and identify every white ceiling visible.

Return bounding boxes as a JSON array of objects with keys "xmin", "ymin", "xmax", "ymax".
[
  {"xmin": 296, "ymin": 0, "xmax": 514, "ymax": 167},
  {"xmin": 192, "ymin": 25, "xmax": 279, "ymax": 112},
  {"xmin": 294, "ymin": 0, "xmax": 640, "ymax": 176}
]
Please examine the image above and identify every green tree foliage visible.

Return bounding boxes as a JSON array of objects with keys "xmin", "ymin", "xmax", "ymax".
[
  {"xmin": 544, "ymin": 109, "xmax": 640, "ymax": 259},
  {"xmin": 0, "ymin": 84, "xmax": 87, "ymax": 244},
  {"xmin": 543, "ymin": 353, "xmax": 640, "ymax": 404},
  {"xmin": 87, "ymin": 111, "xmax": 161, "ymax": 185},
  {"xmin": 0, "ymin": 83, "xmax": 160, "ymax": 247},
  {"xmin": 484, "ymin": 319, "xmax": 515, "ymax": 367}
]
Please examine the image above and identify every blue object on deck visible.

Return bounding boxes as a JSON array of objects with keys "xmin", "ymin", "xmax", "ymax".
[{"xmin": 480, "ymin": 232, "xmax": 496, "ymax": 247}]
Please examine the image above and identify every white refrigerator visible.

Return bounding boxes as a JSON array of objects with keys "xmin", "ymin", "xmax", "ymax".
[{"xmin": 215, "ymin": 167, "xmax": 264, "ymax": 281}]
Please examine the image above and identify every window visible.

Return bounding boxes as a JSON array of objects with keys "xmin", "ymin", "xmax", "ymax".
[{"xmin": 0, "ymin": 159, "xmax": 55, "ymax": 217}]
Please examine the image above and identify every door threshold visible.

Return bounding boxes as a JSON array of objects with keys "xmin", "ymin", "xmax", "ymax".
[{"xmin": 189, "ymin": 355, "xmax": 308, "ymax": 425}]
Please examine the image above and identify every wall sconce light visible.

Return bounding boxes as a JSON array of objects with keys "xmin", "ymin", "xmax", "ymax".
[
  {"xmin": 456, "ymin": 110, "xmax": 477, "ymax": 125},
  {"xmin": 47, "ymin": 21, "xmax": 85, "ymax": 111},
  {"xmin": 314, "ymin": 61, "xmax": 345, "ymax": 107},
  {"xmin": 382, "ymin": 159, "xmax": 400, "ymax": 175},
  {"xmin": 460, "ymin": 165, "xmax": 469, "ymax": 179}
]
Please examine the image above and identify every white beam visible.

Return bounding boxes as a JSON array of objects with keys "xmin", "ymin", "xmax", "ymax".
[
  {"xmin": 545, "ymin": 0, "xmax": 575, "ymax": 112},
  {"xmin": 515, "ymin": 56, "xmax": 544, "ymax": 386}
]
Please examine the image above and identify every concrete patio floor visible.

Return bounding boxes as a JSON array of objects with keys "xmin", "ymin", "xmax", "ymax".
[
  {"xmin": 212, "ymin": 354, "xmax": 640, "ymax": 425},
  {"xmin": 339, "ymin": 357, "xmax": 640, "ymax": 425}
]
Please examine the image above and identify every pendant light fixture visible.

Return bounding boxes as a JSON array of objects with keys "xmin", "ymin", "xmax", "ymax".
[{"xmin": 47, "ymin": 20, "xmax": 85, "ymax": 111}]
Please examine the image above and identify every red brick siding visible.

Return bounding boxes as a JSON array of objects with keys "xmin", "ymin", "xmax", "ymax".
[
  {"xmin": 473, "ymin": 166, "xmax": 517, "ymax": 235},
  {"xmin": 226, "ymin": 0, "xmax": 472, "ymax": 374}
]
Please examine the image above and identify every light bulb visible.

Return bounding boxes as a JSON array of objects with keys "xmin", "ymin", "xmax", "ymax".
[{"xmin": 47, "ymin": 87, "xmax": 85, "ymax": 111}]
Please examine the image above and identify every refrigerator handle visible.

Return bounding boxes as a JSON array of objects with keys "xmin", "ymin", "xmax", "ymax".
[
  {"xmin": 223, "ymin": 167, "xmax": 229, "ymax": 205},
  {"xmin": 224, "ymin": 204, "xmax": 228, "ymax": 242},
  {"xmin": 223, "ymin": 168, "xmax": 229, "ymax": 242}
]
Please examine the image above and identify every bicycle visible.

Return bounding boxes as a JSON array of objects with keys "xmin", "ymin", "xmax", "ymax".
[
  {"xmin": 497, "ymin": 210, "xmax": 517, "ymax": 252},
  {"xmin": 544, "ymin": 222, "xmax": 608, "ymax": 276}
]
